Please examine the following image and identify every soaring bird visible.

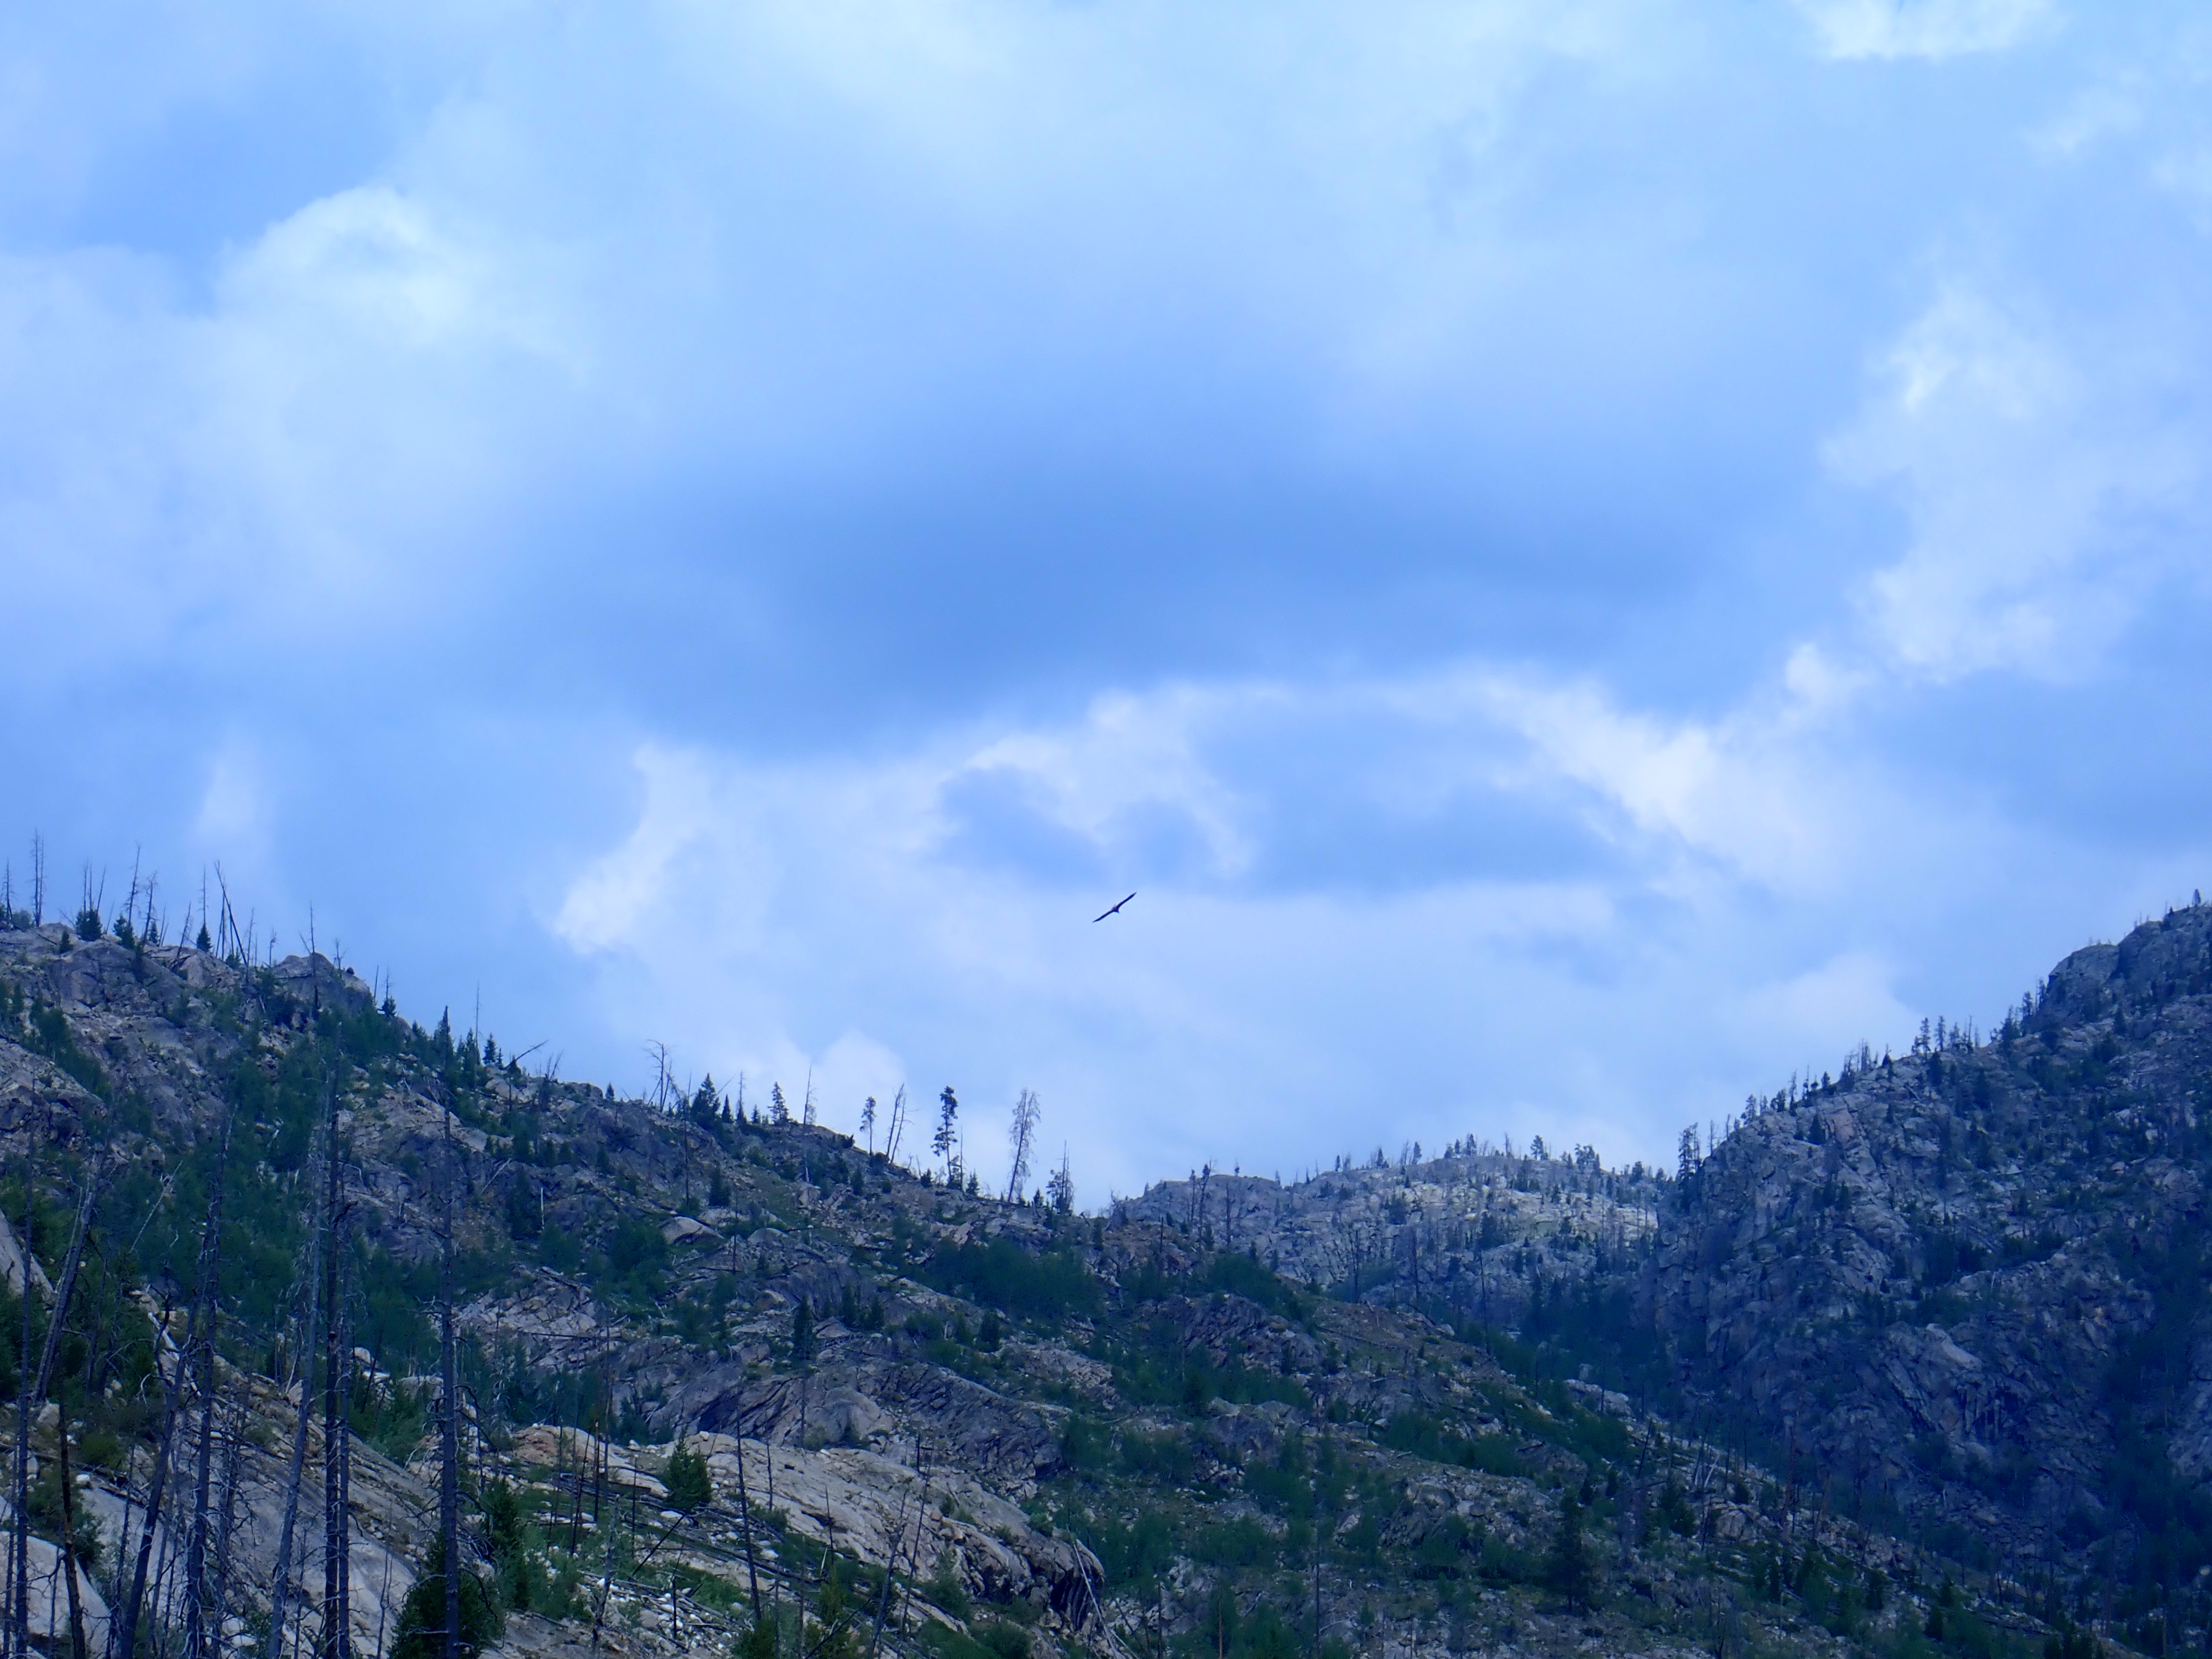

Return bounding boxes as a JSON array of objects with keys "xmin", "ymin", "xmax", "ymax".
[{"xmin": 1093, "ymin": 892, "xmax": 1136, "ymax": 923}]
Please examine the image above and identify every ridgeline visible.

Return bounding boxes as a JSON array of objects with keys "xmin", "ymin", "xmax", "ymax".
[{"xmin": 7, "ymin": 896, "xmax": 2212, "ymax": 1658}]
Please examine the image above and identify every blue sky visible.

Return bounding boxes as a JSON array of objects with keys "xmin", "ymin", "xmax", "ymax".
[{"xmin": 7, "ymin": 0, "xmax": 2212, "ymax": 1200}]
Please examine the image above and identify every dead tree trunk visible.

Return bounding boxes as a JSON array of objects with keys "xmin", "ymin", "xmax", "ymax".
[
  {"xmin": 440, "ymin": 1102, "xmax": 460, "ymax": 1659},
  {"xmin": 863, "ymin": 1439, "xmax": 924, "ymax": 1659},
  {"xmin": 147, "ymin": 1501, "xmax": 182, "ymax": 1659},
  {"xmin": 210, "ymin": 1391, "xmax": 247, "ymax": 1657},
  {"xmin": 117, "ymin": 1114, "xmax": 234, "ymax": 1659},
  {"xmin": 182, "ymin": 1281, "xmax": 224, "ymax": 1659},
  {"xmin": 58, "ymin": 1402, "xmax": 88, "ymax": 1659},
  {"xmin": 587, "ymin": 1426, "xmax": 614, "ymax": 1654},
  {"xmin": 13, "ymin": 1170, "xmax": 34, "ymax": 1659},
  {"xmin": 336, "ymin": 1308, "xmax": 353, "ymax": 1659},
  {"xmin": 733, "ymin": 1441, "xmax": 763, "ymax": 1624},
  {"xmin": 14, "ymin": 1152, "xmax": 105, "ymax": 1659},
  {"xmin": 321, "ymin": 1086, "xmax": 349, "ymax": 1659},
  {"xmin": 31, "ymin": 1156, "xmax": 103, "ymax": 1404},
  {"xmin": 109, "ymin": 1413, "xmax": 140, "ymax": 1658},
  {"xmin": 268, "ymin": 1137, "xmax": 326, "ymax": 1659},
  {"xmin": 322, "ymin": 1254, "xmax": 340, "ymax": 1659},
  {"xmin": 564, "ymin": 1431, "xmax": 583, "ymax": 1556}
]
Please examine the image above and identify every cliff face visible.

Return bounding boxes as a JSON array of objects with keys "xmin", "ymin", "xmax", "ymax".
[
  {"xmin": 1650, "ymin": 901, "xmax": 2212, "ymax": 1584},
  {"xmin": 1122, "ymin": 903, "xmax": 2212, "ymax": 1625}
]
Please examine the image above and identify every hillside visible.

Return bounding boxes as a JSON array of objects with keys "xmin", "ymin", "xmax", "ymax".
[
  {"xmin": 1648, "ymin": 900, "xmax": 2212, "ymax": 1635},
  {"xmin": 6, "ymin": 902, "xmax": 2211, "ymax": 1659}
]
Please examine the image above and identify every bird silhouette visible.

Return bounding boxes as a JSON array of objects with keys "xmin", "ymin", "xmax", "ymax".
[{"xmin": 1093, "ymin": 892, "xmax": 1136, "ymax": 923}]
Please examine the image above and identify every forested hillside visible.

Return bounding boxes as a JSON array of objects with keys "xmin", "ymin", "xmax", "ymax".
[{"xmin": 7, "ymin": 897, "xmax": 2212, "ymax": 1659}]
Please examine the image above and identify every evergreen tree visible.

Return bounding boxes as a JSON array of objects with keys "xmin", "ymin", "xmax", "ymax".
[
  {"xmin": 1546, "ymin": 1490, "xmax": 1594, "ymax": 1609},
  {"xmin": 791, "ymin": 1297, "xmax": 816, "ymax": 1370},
  {"xmin": 811, "ymin": 1559, "xmax": 860, "ymax": 1659},
  {"xmin": 664, "ymin": 1442, "xmax": 712, "ymax": 1514},
  {"xmin": 933, "ymin": 1087, "xmax": 960, "ymax": 1182},
  {"xmin": 691, "ymin": 1074, "xmax": 721, "ymax": 1128},
  {"xmin": 390, "ymin": 1533, "xmax": 504, "ymax": 1659},
  {"xmin": 503, "ymin": 1178, "xmax": 542, "ymax": 1240}
]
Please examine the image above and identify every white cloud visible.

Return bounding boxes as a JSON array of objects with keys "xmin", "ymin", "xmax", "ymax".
[
  {"xmin": 1402, "ymin": 667, "xmax": 1870, "ymax": 895},
  {"xmin": 2030, "ymin": 81, "xmax": 2143, "ymax": 158},
  {"xmin": 529, "ymin": 255, "xmax": 2212, "ymax": 1194},
  {"xmin": 1729, "ymin": 950, "xmax": 1914, "ymax": 1066},
  {"xmin": 964, "ymin": 684, "xmax": 1269, "ymax": 879},
  {"xmin": 218, "ymin": 185, "xmax": 556, "ymax": 356},
  {"xmin": 1793, "ymin": 0, "xmax": 2055, "ymax": 61},
  {"xmin": 1826, "ymin": 283, "xmax": 2198, "ymax": 682},
  {"xmin": 11, "ymin": 0, "xmax": 2212, "ymax": 1209},
  {"xmin": 0, "ymin": 179, "xmax": 583, "ymax": 678},
  {"xmin": 545, "ymin": 657, "xmax": 1946, "ymax": 1194},
  {"xmin": 194, "ymin": 738, "xmax": 268, "ymax": 851}
]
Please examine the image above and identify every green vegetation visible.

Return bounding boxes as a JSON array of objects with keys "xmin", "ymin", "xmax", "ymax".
[
  {"xmin": 923, "ymin": 1238, "xmax": 1099, "ymax": 1319},
  {"xmin": 664, "ymin": 1441, "xmax": 713, "ymax": 1512},
  {"xmin": 390, "ymin": 1533, "xmax": 506, "ymax": 1659},
  {"xmin": 14, "ymin": 900, "xmax": 2212, "ymax": 1659},
  {"xmin": 1380, "ymin": 1410, "xmax": 1526, "ymax": 1477}
]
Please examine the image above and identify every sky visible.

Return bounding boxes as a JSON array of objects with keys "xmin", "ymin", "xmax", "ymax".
[{"xmin": 6, "ymin": 0, "xmax": 2212, "ymax": 1203}]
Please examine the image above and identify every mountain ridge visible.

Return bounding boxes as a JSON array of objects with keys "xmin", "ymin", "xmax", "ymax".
[{"xmin": 7, "ymin": 899, "xmax": 2212, "ymax": 1658}]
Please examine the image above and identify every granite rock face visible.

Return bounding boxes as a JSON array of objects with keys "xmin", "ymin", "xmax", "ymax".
[{"xmin": 1645, "ymin": 902, "xmax": 2212, "ymax": 1571}]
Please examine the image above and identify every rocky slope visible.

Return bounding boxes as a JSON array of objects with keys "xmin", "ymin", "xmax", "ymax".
[
  {"xmin": 1647, "ymin": 900, "xmax": 2212, "ymax": 1629},
  {"xmin": 1123, "ymin": 902, "xmax": 2212, "ymax": 1652},
  {"xmin": 3, "ymin": 904, "xmax": 2200, "ymax": 1659}
]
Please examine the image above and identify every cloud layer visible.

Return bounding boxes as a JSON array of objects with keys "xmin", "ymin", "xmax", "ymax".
[{"xmin": 6, "ymin": 0, "xmax": 2212, "ymax": 1197}]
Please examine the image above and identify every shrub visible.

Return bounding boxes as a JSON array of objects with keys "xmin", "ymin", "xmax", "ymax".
[{"xmin": 926, "ymin": 1551, "xmax": 972, "ymax": 1619}]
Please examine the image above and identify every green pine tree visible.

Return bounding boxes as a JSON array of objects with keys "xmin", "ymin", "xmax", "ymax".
[
  {"xmin": 1546, "ymin": 1491, "xmax": 1594, "ymax": 1610},
  {"xmin": 390, "ymin": 1533, "xmax": 505, "ymax": 1659},
  {"xmin": 665, "ymin": 1441, "xmax": 713, "ymax": 1513}
]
